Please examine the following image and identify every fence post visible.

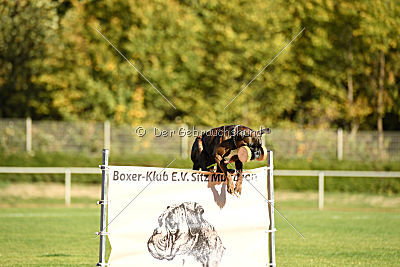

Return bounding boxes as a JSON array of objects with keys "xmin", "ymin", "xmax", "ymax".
[
  {"xmin": 104, "ymin": 121, "xmax": 111, "ymax": 150},
  {"xmin": 318, "ymin": 172, "xmax": 324, "ymax": 210},
  {"xmin": 337, "ymin": 128, "xmax": 343, "ymax": 161},
  {"xmin": 65, "ymin": 170, "xmax": 71, "ymax": 206},
  {"xmin": 180, "ymin": 124, "xmax": 188, "ymax": 159},
  {"xmin": 26, "ymin": 117, "xmax": 32, "ymax": 153}
]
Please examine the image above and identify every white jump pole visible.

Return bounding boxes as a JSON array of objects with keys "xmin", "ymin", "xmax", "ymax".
[
  {"xmin": 104, "ymin": 121, "xmax": 110, "ymax": 150},
  {"xmin": 267, "ymin": 151, "xmax": 276, "ymax": 266},
  {"xmin": 97, "ymin": 149, "xmax": 109, "ymax": 266}
]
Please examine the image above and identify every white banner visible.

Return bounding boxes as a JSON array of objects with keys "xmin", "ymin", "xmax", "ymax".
[{"xmin": 107, "ymin": 166, "xmax": 270, "ymax": 266}]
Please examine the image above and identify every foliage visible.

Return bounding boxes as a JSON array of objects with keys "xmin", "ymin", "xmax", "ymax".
[
  {"xmin": 0, "ymin": 0, "xmax": 60, "ymax": 118},
  {"xmin": 0, "ymin": 0, "xmax": 399, "ymax": 130}
]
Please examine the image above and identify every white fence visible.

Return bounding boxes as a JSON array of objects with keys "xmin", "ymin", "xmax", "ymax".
[
  {"xmin": 274, "ymin": 170, "xmax": 400, "ymax": 209},
  {"xmin": 1, "ymin": 167, "xmax": 399, "ymax": 209},
  {"xmin": 0, "ymin": 167, "xmax": 100, "ymax": 206},
  {"xmin": 1, "ymin": 118, "xmax": 400, "ymax": 161}
]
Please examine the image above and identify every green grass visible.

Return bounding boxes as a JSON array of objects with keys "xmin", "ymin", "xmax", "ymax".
[
  {"xmin": 275, "ymin": 209, "xmax": 400, "ymax": 266},
  {"xmin": 0, "ymin": 207, "xmax": 110, "ymax": 266},
  {"xmin": 0, "ymin": 196, "xmax": 95, "ymax": 206},
  {"xmin": 0, "ymin": 191, "xmax": 399, "ymax": 266}
]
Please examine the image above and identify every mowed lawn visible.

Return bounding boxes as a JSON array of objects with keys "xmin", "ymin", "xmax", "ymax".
[
  {"xmin": 0, "ymin": 207, "xmax": 105, "ymax": 266},
  {"xmin": 0, "ymin": 188, "xmax": 399, "ymax": 266}
]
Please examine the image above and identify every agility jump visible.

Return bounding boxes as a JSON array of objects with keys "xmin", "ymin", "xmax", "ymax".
[{"xmin": 96, "ymin": 148, "xmax": 276, "ymax": 267}]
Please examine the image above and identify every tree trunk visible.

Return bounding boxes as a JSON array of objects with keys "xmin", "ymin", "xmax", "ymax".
[
  {"xmin": 377, "ymin": 51, "xmax": 385, "ymax": 157},
  {"xmin": 346, "ymin": 44, "xmax": 359, "ymax": 137},
  {"xmin": 347, "ymin": 50, "xmax": 354, "ymax": 104},
  {"xmin": 346, "ymin": 48, "xmax": 358, "ymax": 136}
]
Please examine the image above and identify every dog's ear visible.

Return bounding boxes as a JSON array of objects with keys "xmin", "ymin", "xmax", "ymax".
[
  {"xmin": 182, "ymin": 202, "xmax": 204, "ymax": 215},
  {"xmin": 193, "ymin": 202, "xmax": 204, "ymax": 215},
  {"xmin": 260, "ymin": 128, "xmax": 271, "ymax": 135},
  {"xmin": 182, "ymin": 202, "xmax": 203, "ymax": 235}
]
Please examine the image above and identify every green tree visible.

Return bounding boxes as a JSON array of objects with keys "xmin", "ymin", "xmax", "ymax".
[
  {"xmin": 41, "ymin": 0, "xmax": 301, "ymax": 127},
  {"xmin": 1, "ymin": 0, "xmax": 399, "ymax": 132},
  {"xmin": 0, "ymin": 0, "xmax": 60, "ymax": 118},
  {"xmin": 281, "ymin": 0, "xmax": 399, "ymax": 132},
  {"xmin": 354, "ymin": 0, "xmax": 400, "ymax": 151}
]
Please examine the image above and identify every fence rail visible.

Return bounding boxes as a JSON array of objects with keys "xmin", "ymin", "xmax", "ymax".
[
  {"xmin": 274, "ymin": 170, "xmax": 400, "ymax": 210},
  {"xmin": 1, "ymin": 118, "xmax": 400, "ymax": 161},
  {"xmin": 1, "ymin": 167, "xmax": 399, "ymax": 209}
]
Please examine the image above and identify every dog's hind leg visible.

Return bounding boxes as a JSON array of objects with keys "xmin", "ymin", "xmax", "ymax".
[
  {"xmin": 234, "ymin": 160, "xmax": 243, "ymax": 196},
  {"xmin": 215, "ymin": 154, "xmax": 234, "ymax": 195}
]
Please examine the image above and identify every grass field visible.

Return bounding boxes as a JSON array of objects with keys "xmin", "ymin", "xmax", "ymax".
[{"xmin": 0, "ymin": 184, "xmax": 399, "ymax": 266}]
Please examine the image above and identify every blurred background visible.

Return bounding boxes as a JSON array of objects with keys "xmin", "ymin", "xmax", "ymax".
[
  {"xmin": 0, "ymin": 1, "xmax": 399, "ymax": 266},
  {"xmin": 1, "ymin": 0, "xmax": 399, "ymax": 129},
  {"xmin": 1, "ymin": 0, "xmax": 399, "ymax": 189}
]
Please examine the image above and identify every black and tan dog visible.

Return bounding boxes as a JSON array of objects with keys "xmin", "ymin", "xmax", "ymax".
[
  {"xmin": 147, "ymin": 202, "xmax": 225, "ymax": 267},
  {"xmin": 191, "ymin": 125, "xmax": 270, "ymax": 196}
]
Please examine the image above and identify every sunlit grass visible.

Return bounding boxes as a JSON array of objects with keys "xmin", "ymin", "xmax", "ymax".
[{"xmin": 0, "ymin": 188, "xmax": 399, "ymax": 266}]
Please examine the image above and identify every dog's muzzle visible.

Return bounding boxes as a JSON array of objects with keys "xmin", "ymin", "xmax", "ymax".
[
  {"xmin": 238, "ymin": 145, "xmax": 267, "ymax": 162},
  {"xmin": 148, "ymin": 227, "xmax": 175, "ymax": 260},
  {"xmin": 252, "ymin": 149, "xmax": 261, "ymax": 160}
]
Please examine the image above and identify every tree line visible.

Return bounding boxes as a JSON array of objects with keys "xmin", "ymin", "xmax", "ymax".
[{"xmin": 0, "ymin": 0, "xmax": 399, "ymax": 131}]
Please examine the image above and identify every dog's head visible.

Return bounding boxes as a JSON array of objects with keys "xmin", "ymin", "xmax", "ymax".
[
  {"xmin": 236, "ymin": 127, "xmax": 270, "ymax": 160},
  {"xmin": 147, "ymin": 202, "xmax": 204, "ymax": 261}
]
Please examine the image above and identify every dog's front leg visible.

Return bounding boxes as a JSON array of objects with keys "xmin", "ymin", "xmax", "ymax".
[
  {"xmin": 215, "ymin": 154, "xmax": 234, "ymax": 195},
  {"xmin": 234, "ymin": 160, "xmax": 243, "ymax": 196}
]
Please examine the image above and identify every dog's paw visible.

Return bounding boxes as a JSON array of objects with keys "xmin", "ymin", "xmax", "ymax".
[
  {"xmin": 227, "ymin": 181, "xmax": 235, "ymax": 195},
  {"xmin": 234, "ymin": 183, "xmax": 242, "ymax": 196},
  {"xmin": 227, "ymin": 185, "xmax": 235, "ymax": 195}
]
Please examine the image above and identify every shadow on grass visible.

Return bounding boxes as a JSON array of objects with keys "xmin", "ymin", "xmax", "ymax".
[{"xmin": 41, "ymin": 253, "xmax": 71, "ymax": 257}]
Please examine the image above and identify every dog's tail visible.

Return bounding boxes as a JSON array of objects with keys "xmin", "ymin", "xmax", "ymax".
[
  {"xmin": 191, "ymin": 136, "xmax": 203, "ymax": 153},
  {"xmin": 196, "ymin": 136, "xmax": 203, "ymax": 152},
  {"xmin": 191, "ymin": 136, "xmax": 203, "ymax": 170}
]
